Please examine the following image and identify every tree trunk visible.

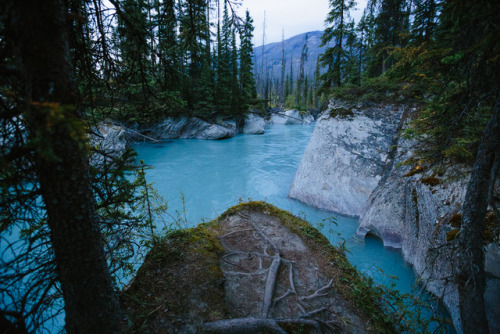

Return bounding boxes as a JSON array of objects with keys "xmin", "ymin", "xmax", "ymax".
[
  {"xmin": 4, "ymin": 0, "xmax": 122, "ymax": 332},
  {"xmin": 457, "ymin": 94, "xmax": 500, "ymax": 333}
]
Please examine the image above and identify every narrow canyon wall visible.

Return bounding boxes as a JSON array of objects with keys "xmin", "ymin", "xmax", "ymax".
[
  {"xmin": 289, "ymin": 100, "xmax": 403, "ymax": 217},
  {"xmin": 289, "ymin": 100, "xmax": 500, "ymax": 333}
]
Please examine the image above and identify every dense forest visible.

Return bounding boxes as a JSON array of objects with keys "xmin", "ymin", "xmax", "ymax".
[{"xmin": 0, "ymin": 0, "xmax": 499, "ymax": 332}]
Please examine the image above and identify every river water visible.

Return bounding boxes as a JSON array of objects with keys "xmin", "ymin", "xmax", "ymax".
[{"xmin": 133, "ymin": 123, "xmax": 416, "ymax": 293}]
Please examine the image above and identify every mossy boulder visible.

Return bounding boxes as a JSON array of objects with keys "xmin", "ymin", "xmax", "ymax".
[{"xmin": 121, "ymin": 202, "xmax": 397, "ymax": 333}]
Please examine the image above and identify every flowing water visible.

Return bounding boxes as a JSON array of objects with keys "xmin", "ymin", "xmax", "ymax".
[{"xmin": 133, "ymin": 123, "xmax": 417, "ymax": 292}]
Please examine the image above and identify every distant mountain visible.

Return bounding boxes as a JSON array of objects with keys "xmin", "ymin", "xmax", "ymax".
[{"xmin": 253, "ymin": 31, "xmax": 332, "ymax": 82}]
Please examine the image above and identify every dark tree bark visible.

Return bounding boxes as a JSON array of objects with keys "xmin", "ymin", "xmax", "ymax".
[
  {"xmin": 457, "ymin": 94, "xmax": 500, "ymax": 333},
  {"xmin": 3, "ymin": 0, "xmax": 121, "ymax": 332}
]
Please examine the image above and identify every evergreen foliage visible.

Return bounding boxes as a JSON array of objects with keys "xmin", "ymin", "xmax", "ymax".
[
  {"xmin": 319, "ymin": 0, "xmax": 356, "ymax": 91},
  {"xmin": 239, "ymin": 10, "xmax": 257, "ymax": 110}
]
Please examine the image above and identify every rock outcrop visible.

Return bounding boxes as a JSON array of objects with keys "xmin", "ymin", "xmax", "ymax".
[
  {"xmin": 180, "ymin": 118, "xmax": 237, "ymax": 140},
  {"xmin": 122, "ymin": 202, "xmax": 399, "ymax": 333},
  {"xmin": 149, "ymin": 117, "xmax": 238, "ymax": 140},
  {"xmin": 269, "ymin": 109, "xmax": 314, "ymax": 125},
  {"xmin": 153, "ymin": 117, "xmax": 189, "ymax": 139},
  {"xmin": 242, "ymin": 114, "xmax": 266, "ymax": 135},
  {"xmin": 90, "ymin": 122, "xmax": 128, "ymax": 165},
  {"xmin": 289, "ymin": 100, "xmax": 500, "ymax": 333},
  {"xmin": 289, "ymin": 101, "xmax": 404, "ymax": 217},
  {"xmin": 357, "ymin": 134, "xmax": 500, "ymax": 333}
]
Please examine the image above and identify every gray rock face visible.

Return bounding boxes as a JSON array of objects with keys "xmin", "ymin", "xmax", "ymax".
[
  {"xmin": 357, "ymin": 127, "xmax": 500, "ymax": 333},
  {"xmin": 290, "ymin": 99, "xmax": 499, "ymax": 333},
  {"xmin": 150, "ymin": 117, "xmax": 238, "ymax": 140},
  {"xmin": 243, "ymin": 114, "xmax": 266, "ymax": 135},
  {"xmin": 289, "ymin": 101, "xmax": 403, "ymax": 217},
  {"xmin": 269, "ymin": 109, "xmax": 314, "ymax": 125},
  {"xmin": 154, "ymin": 117, "xmax": 189, "ymax": 139},
  {"xmin": 181, "ymin": 118, "xmax": 238, "ymax": 140},
  {"xmin": 90, "ymin": 122, "xmax": 127, "ymax": 165}
]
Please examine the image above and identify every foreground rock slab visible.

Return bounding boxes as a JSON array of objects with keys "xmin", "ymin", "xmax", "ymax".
[{"xmin": 122, "ymin": 202, "xmax": 397, "ymax": 333}]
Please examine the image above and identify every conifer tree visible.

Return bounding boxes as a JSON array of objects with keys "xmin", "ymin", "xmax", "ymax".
[
  {"xmin": 178, "ymin": 0, "xmax": 211, "ymax": 114},
  {"xmin": 411, "ymin": 0, "xmax": 438, "ymax": 43},
  {"xmin": 230, "ymin": 29, "xmax": 241, "ymax": 115},
  {"xmin": 296, "ymin": 34, "xmax": 309, "ymax": 109},
  {"xmin": 319, "ymin": 0, "xmax": 356, "ymax": 92},
  {"xmin": 239, "ymin": 10, "xmax": 257, "ymax": 110},
  {"xmin": 284, "ymin": 73, "xmax": 290, "ymax": 99},
  {"xmin": 116, "ymin": 0, "xmax": 150, "ymax": 98},
  {"xmin": 215, "ymin": 1, "xmax": 232, "ymax": 115},
  {"xmin": 368, "ymin": 0, "xmax": 409, "ymax": 75},
  {"xmin": 280, "ymin": 31, "xmax": 286, "ymax": 105},
  {"xmin": 157, "ymin": 0, "xmax": 179, "ymax": 91}
]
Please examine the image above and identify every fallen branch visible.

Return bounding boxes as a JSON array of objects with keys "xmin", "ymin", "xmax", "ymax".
[{"xmin": 204, "ymin": 317, "xmax": 332, "ymax": 333}]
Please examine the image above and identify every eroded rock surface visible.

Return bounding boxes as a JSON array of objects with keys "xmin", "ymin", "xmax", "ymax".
[
  {"xmin": 149, "ymin": 117, "xmax": 238, "ymax": 140},
  {"xmin": 358, "ymin": 134, "xmax": 500, "ymax": 333},
  {"xmin": 290, "ymin": 99, "xmax": 499, "ymax": 333},
  {"xmin": 181, "ymin": 118, "xmax": 238, "ymax": 140},
  {"xmin": 269, "ymin": 109, "xmax": 314, "ymax": 125},
  {"xmin": 90, "ymin": 122, "xmax": 128, "ymax": 165},
  {"xmin": 243, "ymin": 114, "xmax": 266, "ymax": 135},
  {"xmin": 289, "ymin": 101, "xmax": 404, "ymax": 217}
]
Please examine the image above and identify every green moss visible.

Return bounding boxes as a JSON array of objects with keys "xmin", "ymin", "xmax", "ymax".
[
  {"xmin": 124, "ymin": 201, "xmax": 426, "ymax": 333},
  {"xmin": 121, "ymin": 225, "xmax": 227, "ymax": 333},
  {"xmin": 404, "ymin": 165, "xmax": 426, "ymax": 177},
  {"xmin": 329, "ymin": 107, "xmax": 354, "ymax": 119}
]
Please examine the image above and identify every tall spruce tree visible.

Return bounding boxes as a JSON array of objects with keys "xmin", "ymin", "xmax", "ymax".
[
  {"xmin": 229, "ymin": 29, "xmax": 241, "ymax": 115},
  {"xmin": 178, "ymin": 0, "xmax": 211, "ymax": 114},
  {"xmin": 319, "ymin": 0, "xmax": 356, "ymax": 92},
  {"xmin": 116, "ymin": 0, "xmax": 150, "ymax": 87},
  {"xmin": 157, "ymin": 0, "xmax": 180, "ymax": 91},
  {"xmin": 239, "ymin": 10, "xmax": 257, "ymax": 110},
  {"xmin": 296, "ymin": 34, "xmax": 309, "ymax": 109},
  {"xmin": 215, "ymin": 1, "xmax": 232, "ymax": 115},
  {"xmin": 368, "ymin": 0, "xmax": 409, "ymax": 75},
  {"xmin": 411, "ymin": 0, "xmax": 438, "ymax": 43}
]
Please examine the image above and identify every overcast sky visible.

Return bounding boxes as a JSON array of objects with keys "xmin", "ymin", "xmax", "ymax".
[{"xmin": 236, "ymin": 0, "xmax": 368, "ymax": 46}]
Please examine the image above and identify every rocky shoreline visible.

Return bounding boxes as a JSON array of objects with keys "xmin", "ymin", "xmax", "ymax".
[{"xmin": 127, "ymin": 109, "xmax": 314, "ymax": 142}]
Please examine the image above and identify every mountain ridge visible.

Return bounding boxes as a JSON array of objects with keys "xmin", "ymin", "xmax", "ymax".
[{"xmin": 253, "ymin": 30, "xmax": 331, "ymax": 82}]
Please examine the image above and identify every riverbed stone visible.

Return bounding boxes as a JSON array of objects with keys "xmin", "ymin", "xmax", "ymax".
[
  {"xmin": 148, "ymin": 117, "xmax": 238, "ymax": 140},
  {"xmin": 243, "ymin": 114, "xmax": 266, "ymax": 134},
  {"xmin": 289, "ymin": 101, "xmax": 403, "ymax": 217}
]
